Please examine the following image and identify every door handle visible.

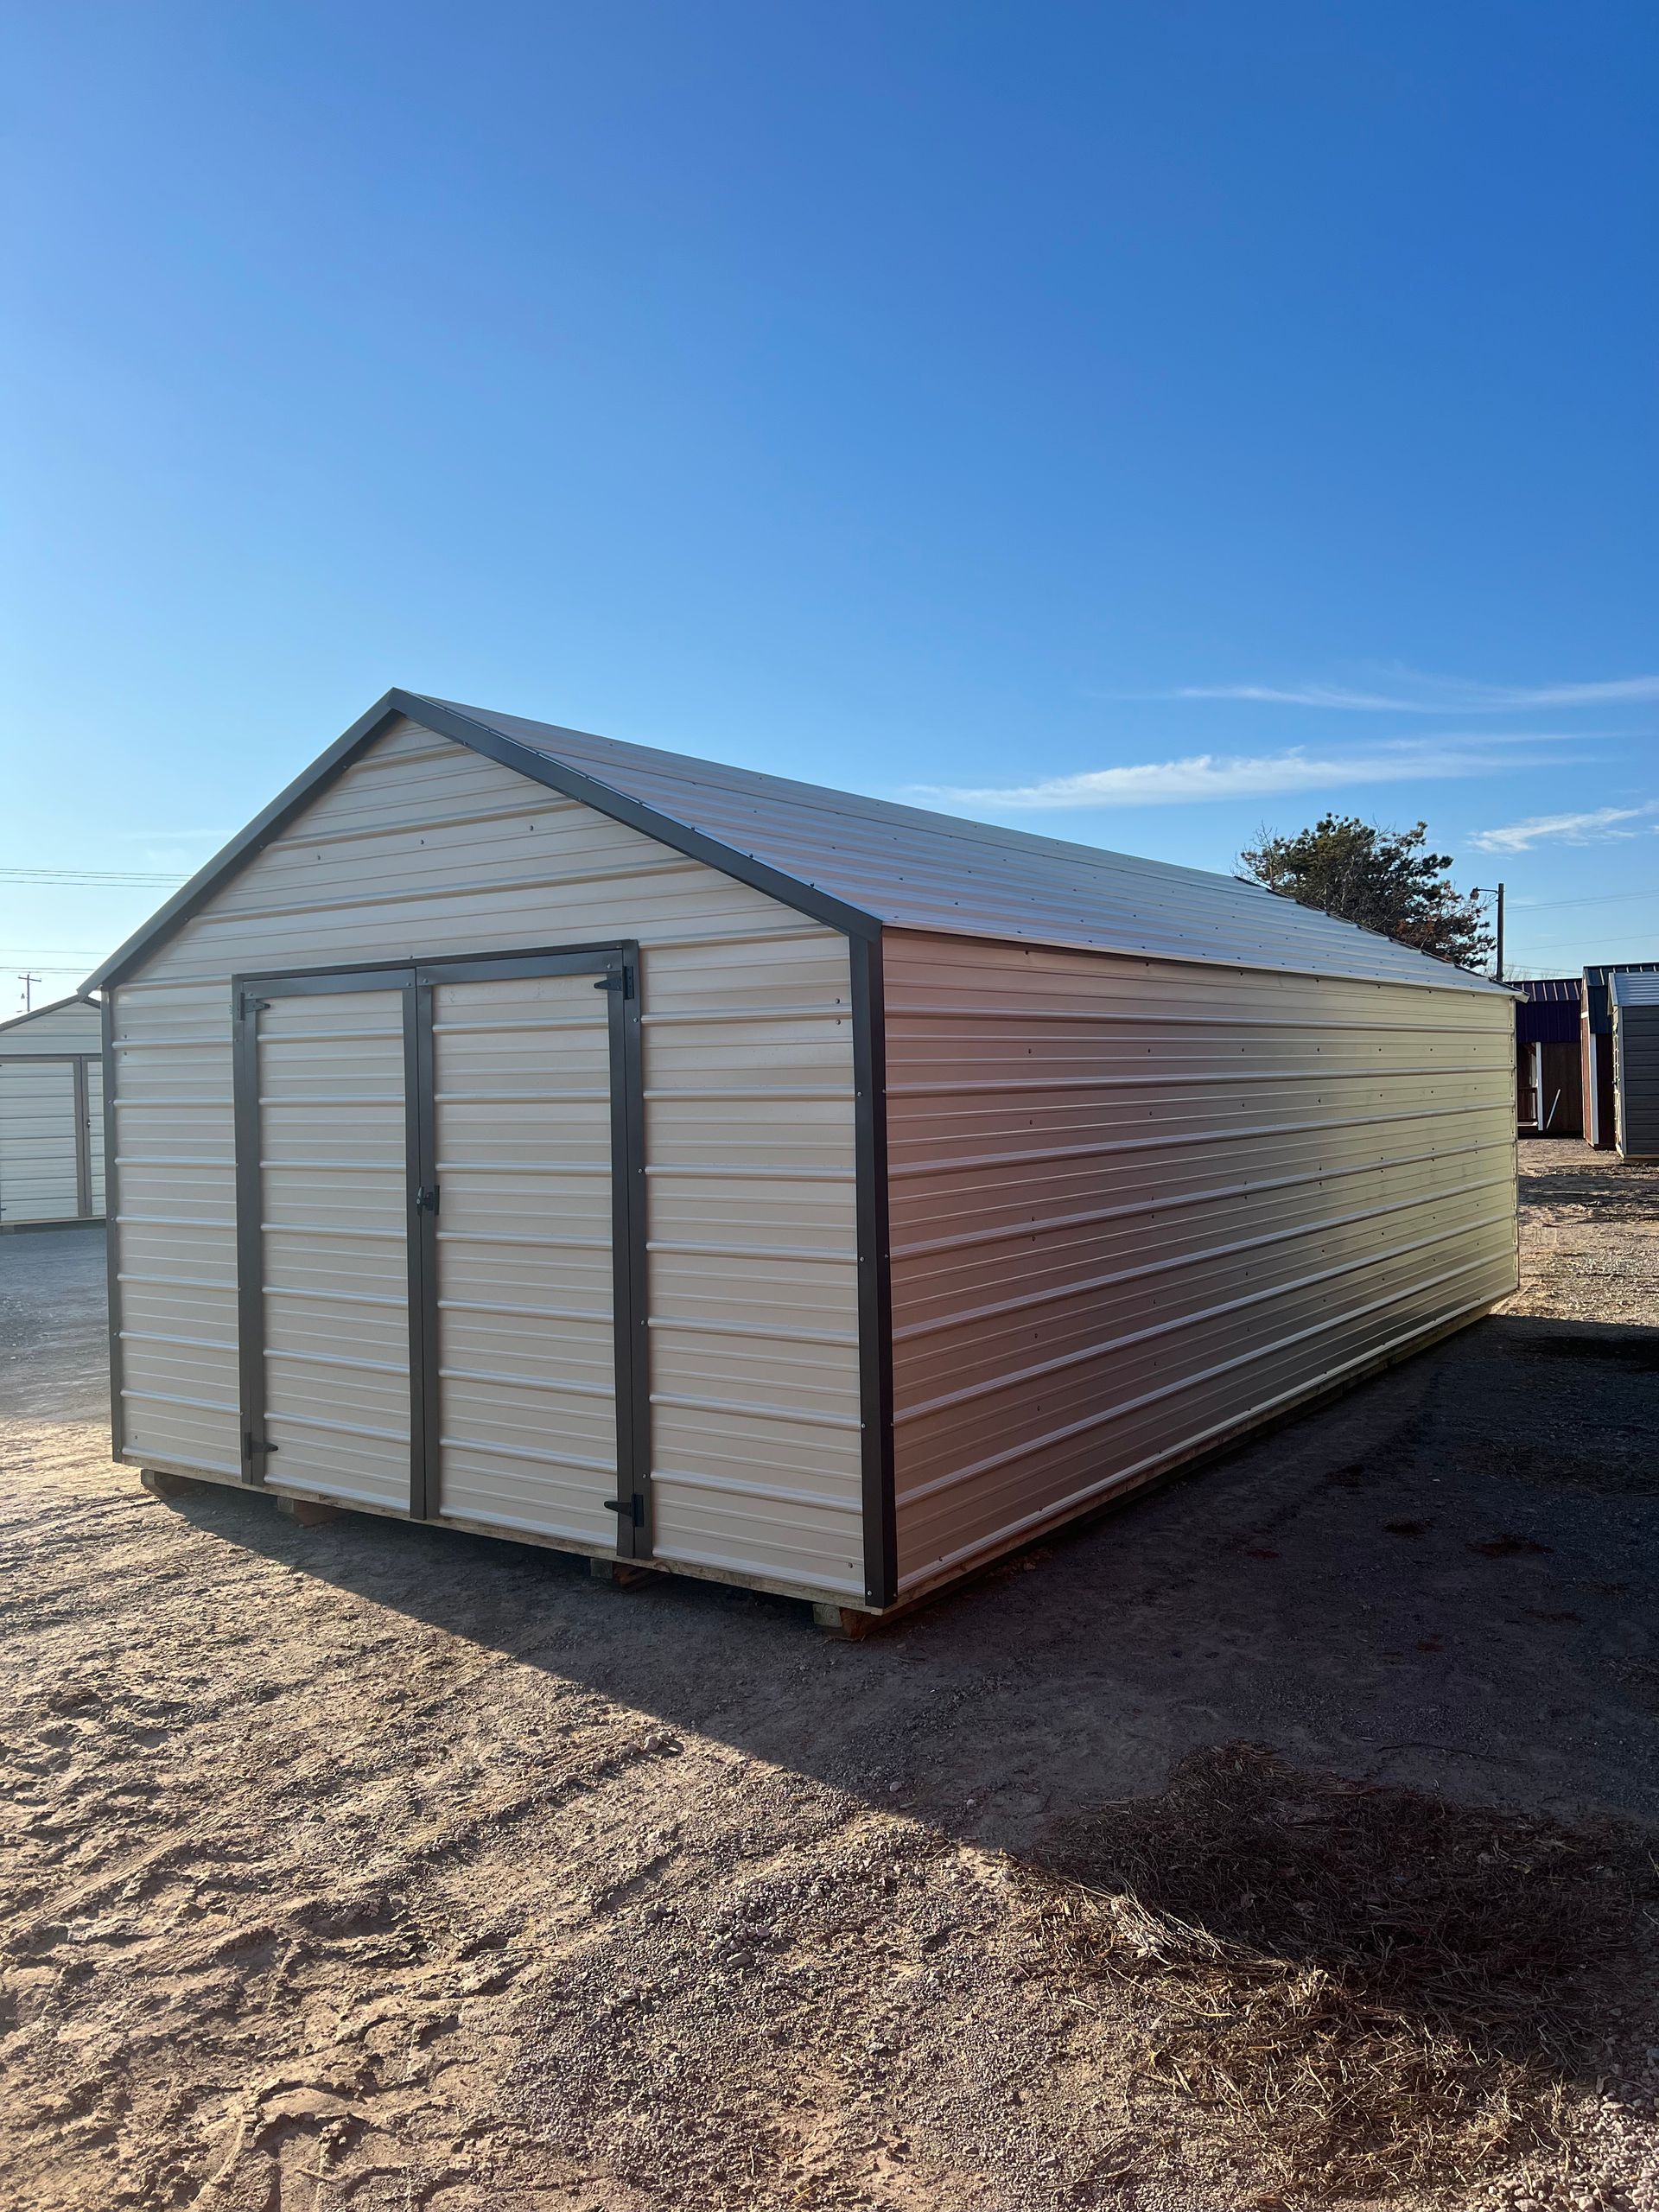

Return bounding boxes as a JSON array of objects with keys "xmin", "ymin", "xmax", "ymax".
[{"xmin": 414, "ymin": 1185, "xmax": 441, "ymax": 1215}]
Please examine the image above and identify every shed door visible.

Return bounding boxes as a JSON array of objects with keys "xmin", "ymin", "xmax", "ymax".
[
  {"xmin": 234, "ymin": 949, "xmax": 645, "ymax": 1548},
  {"xmin": 0, "ymin": 1058, "xmax": 80, "ymax": 1223},
  {"xmin": 246, "ymin": 979, "xmax": 417, "ymax": 1511},
  {"xmin": 428, "ymin": 966, "xmax": 627, "ymax": 1543}
]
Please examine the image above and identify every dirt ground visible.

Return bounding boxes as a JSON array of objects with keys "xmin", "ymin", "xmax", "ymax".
[{"xmin": 2, "ymin": 1141, "xmax": 1656, "ymax": 2212}]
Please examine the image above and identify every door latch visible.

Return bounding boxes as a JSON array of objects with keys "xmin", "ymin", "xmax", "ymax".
[
  {"xmin": 604, "ymin": 1494, "xmax": 645, "ymax": 1525},
  {"xmin": 245, "ymin": 1434, "xmax": 278, "ymax": 1457},
  {"xmin": 414, "ymin": 1184, "xmax": 442, "ymax": 1215},
  {"xmin": 594, "ymin": 968, "xmax": 633, "ymax": 997}
]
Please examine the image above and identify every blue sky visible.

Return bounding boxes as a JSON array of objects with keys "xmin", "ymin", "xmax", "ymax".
[{"xmin": 3, "ymin": 1, "xmax": 1656, "ymax": 1015}]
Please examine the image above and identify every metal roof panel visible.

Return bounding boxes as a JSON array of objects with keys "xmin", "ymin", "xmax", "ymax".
[{"xmin": 435, "ymin": 699, "xmax": 1510, "ymax": 995}]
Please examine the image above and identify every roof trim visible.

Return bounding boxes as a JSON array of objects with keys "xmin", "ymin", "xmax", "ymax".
[
  {"xmin": 0, "ymin": 991, "xmax": 100, "ymax": 1039},
  {"xmin": 81, "ymin": 690, "xmax": 882, "ymax": 992}
]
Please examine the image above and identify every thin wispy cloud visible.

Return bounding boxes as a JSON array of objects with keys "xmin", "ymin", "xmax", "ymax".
[
  {"xmin": 1166, "ymin": 672, "xmax": 1659, "ymax": 715},
  {"xmin": 912, "ymin": 739, "xmax": 1561, "ymax": 812},
  {"xmin": 1467, "ymin": 802, "xmax": 1659, "ymax": 854}
]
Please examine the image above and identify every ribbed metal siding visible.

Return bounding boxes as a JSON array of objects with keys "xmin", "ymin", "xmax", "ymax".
[
  {"xmin": 431, "ymin": 970, "xmax": 619, "ymax": 1541},
  {"xmin": 441, "ymin": 702, "xmax": 1518, "ymax": 996},
  {"xmin": 643, "ymin": 931, "xmax": 861, "ymax": 1594},
  {"xmin": 259, "ymin": 986, "xmax": 413, "ymax": 1509},
  {"xmin": 109, "ymin": 718, "xmax": 862, "ymax": 1596},
  {"xmin": 0, "ymin": 998, "xmax": 102, "ymax": 1054},
  {"xmin": 884, "ymin": 931, "xmax": 1518, "ymax": 1593},
  {"xmin": 108, "ymin": 978, "xmax": 240, "ymax": 1474},
  {"xmin": 0, "ymin": 1059, "xmax": 80, "ymax": 1222},
  {"xmin": 1613, "ymin": 999, "xmax": 1659, "ymax": 1159},
  {"xmin": 0, "ymin": 1003, "xmax": 104, "ymax": 1226}
]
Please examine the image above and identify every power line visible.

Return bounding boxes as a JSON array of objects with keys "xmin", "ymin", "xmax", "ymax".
[
  {"xmin": 0, "ymin": 867, "xmax": 184, "ymax": 887},
  {"xmin": 1509, "ymin": 888, "xmax": 1659, "ymax": 914},
  {"xmin": 1509, "ymin": 938, "xmax": 1659, "ymax": 959}
]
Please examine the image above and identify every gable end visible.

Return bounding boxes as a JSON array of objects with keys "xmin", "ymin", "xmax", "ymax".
[{"xmin": 83, "ymin": 691, "xmax": 880, "ymax": 994}]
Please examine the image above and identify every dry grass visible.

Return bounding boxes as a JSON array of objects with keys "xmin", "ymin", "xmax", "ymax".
[{"xmin": 1031, "ymin": 1745, "xmax": 1657, "ymax": 2198}]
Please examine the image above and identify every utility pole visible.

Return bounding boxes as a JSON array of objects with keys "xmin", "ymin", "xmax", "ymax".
[
  {"xmin": 16, "ymin": 972, "xmax": 39, "ymax": 1014},
  {"xmin": 1472, "ymin": 887, "xmax": 1504, "ymax": 982}
]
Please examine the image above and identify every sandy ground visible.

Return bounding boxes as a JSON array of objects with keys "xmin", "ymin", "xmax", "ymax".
[{"xmin": 1, "ymin": 1141, "xmax": 1656, "ymax": 2212}]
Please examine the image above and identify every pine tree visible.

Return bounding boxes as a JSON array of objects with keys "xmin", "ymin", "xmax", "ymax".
[{"xmin": 1238, "ymin": 816, "xmax": 1494, "ymax": 971}]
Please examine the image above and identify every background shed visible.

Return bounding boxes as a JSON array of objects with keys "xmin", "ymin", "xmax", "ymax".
[
  {"xmin": 0, "ymin": 995, "xmax": 105, "ymax": 1230},
  {"xmin": 1610, "ymin": 969, "xmax": 1659, "ymax": 1159},
  {"xmin": 1514, "ymin": 977, "xmax": 1583, "ymax": 1139},
  {"xmin": 86, "ymin": 691, "xmax": 1518, "ymax": 1616},
  {"xmin": 1582, "ymin": 960, "xmax": 1659, "ymax": 1147}
]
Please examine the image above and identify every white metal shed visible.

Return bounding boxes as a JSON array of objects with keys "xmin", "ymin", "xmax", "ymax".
[
  {"xmin": 0, "ymin": 995, "xmax": 105, "ymax": 1230},
  {"xmin": 86, "ymin": 691, "xmax": 1518, "ymax": 1618}
]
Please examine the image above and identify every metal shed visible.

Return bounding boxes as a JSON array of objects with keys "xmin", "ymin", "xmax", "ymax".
[
  {"xmin": 1583, "ymin": 961, "xmax": 1659, "ymax": 1149},
  {"xmin": 0, "ymin": 995, "xmax": 105, "ymax": 1230},
  {"xmin": 85, "ymin": 691, "xmax": 1519, "ymax": 1619},
  {"xmin": 1514, "ymin": 977, "xmax": 1583, "ymax": 1139},
  {"xmin": 1610, "ymin": 969, "xmax": 1659, "ymax": 1159}
]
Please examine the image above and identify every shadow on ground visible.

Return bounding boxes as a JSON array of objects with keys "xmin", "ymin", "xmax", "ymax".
[
  {"xmin": 5, "ymin": 1198, "xmax": 1659, "ymax": 2210},
  {"xmin": 147, "ymin": 1306, "xmax": 1659, "ymax": 1841}
]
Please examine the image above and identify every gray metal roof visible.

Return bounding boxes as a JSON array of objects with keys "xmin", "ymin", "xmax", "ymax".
[
  {"xmin": 436, "ymin": 698, "xmax": 1509, "ymax": 994},
  {"xmin": 1611, "ymin": 969, "xmax": 1659, "ymax": 1007},
  {"xmin": 83, "ymin": 689, "xmax": 1511, "ymax": 995}
]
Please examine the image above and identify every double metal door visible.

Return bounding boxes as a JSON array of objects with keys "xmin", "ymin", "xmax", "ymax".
[{"xmin": 232, "ymin": 946, "xmax": 647, "ymax": 1554}]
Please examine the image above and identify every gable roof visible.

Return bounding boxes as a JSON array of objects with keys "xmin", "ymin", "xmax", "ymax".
[
  {"xmin": 86, "ymin": 690, "xmax": 1510, "ymax": 995},
  {"xmin": 0, "ymin": 992, "xmax": 100, "ymax": 1041}
]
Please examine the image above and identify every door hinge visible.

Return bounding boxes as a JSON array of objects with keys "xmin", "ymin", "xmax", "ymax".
[
  {"xmin": 594, "ymin": 968, "xmax": 633, "ymax": 998},
  {"xmin": 604, "ymin": 1494, "xmax": 645, "ymax": 1525},
  {"xmin": 245, "ymin": 1433, "xmax": 277, "ymax": 1457},
  {"xmin": 414, "ymin": 1184, "xmax": 442, "ymax": 1215},
  {"xmin": 238, "ymin": 995, "xmax": 270, "ymax": 1020}
]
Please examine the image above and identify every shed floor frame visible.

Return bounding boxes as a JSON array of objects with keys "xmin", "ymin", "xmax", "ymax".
[{"xmin": 227, "ymin": 941, "xmax": 648, "ymax": 1555}]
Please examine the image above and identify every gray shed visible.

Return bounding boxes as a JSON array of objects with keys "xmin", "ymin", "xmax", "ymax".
[
  {"xmin": 0, "ymin": 995, "xmax": 105, "ymax": 1230},
  {"xmin": 86, "ymin": 691, "xmax": 1518, "ymax": 1619},
  {"xmin": 1610, "ymin": 969, "xmax": 1659, "ymax": 1159}
]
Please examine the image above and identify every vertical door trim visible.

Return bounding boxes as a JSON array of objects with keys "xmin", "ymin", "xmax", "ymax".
[
  {"xmin": 408, "ymin": 980, "xmax": 437, "ymax": 1517},
  {"xmin": 72, "ymin": 1056, "xmax": 92, "ymax": 1219},
  {"xmin": 101, "ymin": 1001, "xmax": 125, "ymax": 1459},
  {"xmin": 611, "ymin": 944, "xmax": 650, "ymax": 1557},
  {"xmin": 850, "ymin": 931, "xmax": 896, "ymax": 1609},
  {"xmin": 232, "ymin": 985, "xmax": 268, "ymax": 1485}
]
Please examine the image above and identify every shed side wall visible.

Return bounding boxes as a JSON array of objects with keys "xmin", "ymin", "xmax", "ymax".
[
  {"xmin": 108, "ymin": 717, "xmax": 862, "ymax": 1595},
  {"xmin": 883, "ymin": 930, "xmax": 1518, "ymax": 1592},
  {"xmin": 1614, "ymin": 1006, "xmax": 1659, "ymax": 1158}
]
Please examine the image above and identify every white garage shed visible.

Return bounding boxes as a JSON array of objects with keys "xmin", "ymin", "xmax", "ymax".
[
  {"xmin": 0, "ymin": 994, "xmax": 105, "ymax": 1230},
  {"xmin": 86, "ymin": 692, "xmax": 1518, "ymax": 1618}
]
